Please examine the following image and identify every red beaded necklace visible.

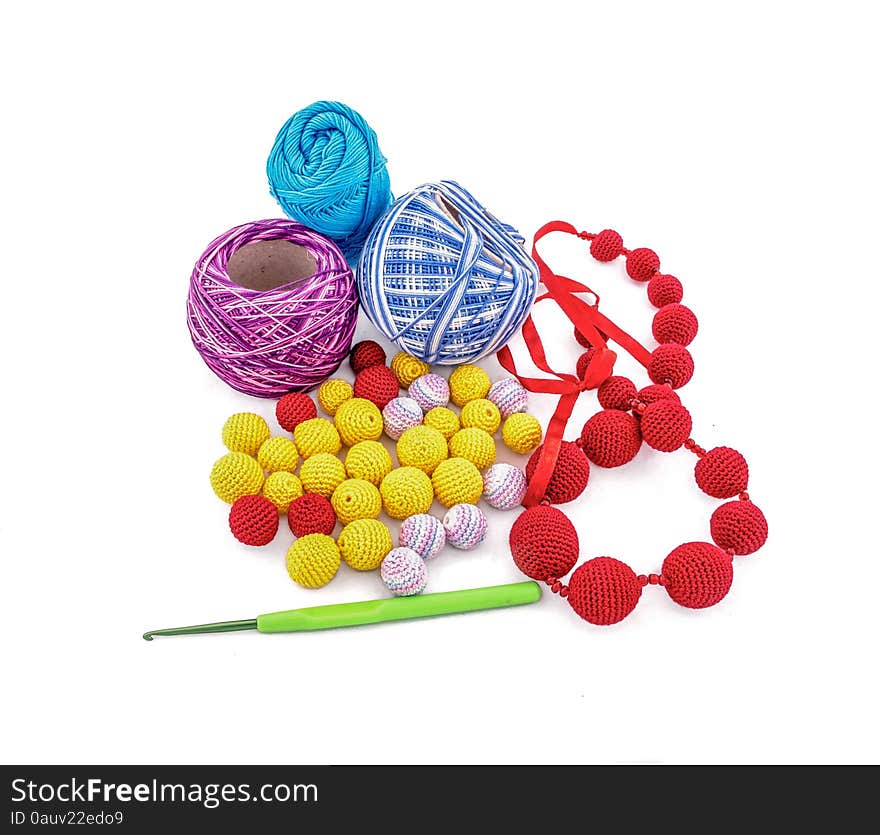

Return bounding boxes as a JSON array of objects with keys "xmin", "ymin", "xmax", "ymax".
[{"xmin": 497, "ymin": 222, "xmax": 768, "ymax": 626}]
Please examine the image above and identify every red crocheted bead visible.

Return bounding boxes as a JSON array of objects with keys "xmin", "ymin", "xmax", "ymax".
[
  {"xmin": 635, "ymin": 383, "xmax": 681, "ymax": 408},
  {"xmin": 662, "ymin": 542, "xmax": 733, "ymax": 609},
  {"xmin": 353, "ymin": 364, "xmax": 399, "ymax": 410},
  {"xmin": 574, "ymin": 327, "xmax": 592, "ymax": 348},
  {"xmin": 640, "ymin": 400, "xmax": 693, "ymax": 452},
  {"xmin": 695, "ymin": 447, "xmax": 749, "ymax": 498},
  {"xmin": 525, "ymin": 441, "xmax": 591, "ymax": 504},
  {"xmin": 647, "ymin": 274, "xmax": 683, "ymax": 308},
  {"xmin": 652, "ymin": 304, "xmax": 699, "ymax": 347},
  {"xmin": 509, "ymin": 505, "xmax": 579, "ymax": 582},
  {"xmin": 567, "ymin": 557, "xmax": 642, "ymax": 625},
  {"xmin": 710, "ymin": 500, "xmax": 768, "ymax": 555},
  {"xmin": 648, "ymin": 343, "xmax": 694, "ymax": 389},
  {"xmin": 579, "ymin": 410, "xmax": 642, "ymax": 468},
  {"xmin": 589, "ymin": 229, "xmax": 624, "ymax": 262},
  {"xmin": 576, "ymin": 348, "xmax": 595, "ymax": 378},
  {"xmin": 276, "ymin": 392, "xmax": 318, "ymax": 432},
  {"xmin": 625, "ymin": 247, "xmax": 660, "ymax": 282},
  {"xmin": 349, "ymin": 340, "xmax": 387, "ymax": 374},
  {"xmin": 597, "ymin": 376, "xmax": 637, "ymax": 411},
  {"xmin": 287, "ymin": 493, "xmax": 336, "ymax": 537},
  {"xmin": 229, "ymin": 495, "xmax": 279, "ymax": 546}
]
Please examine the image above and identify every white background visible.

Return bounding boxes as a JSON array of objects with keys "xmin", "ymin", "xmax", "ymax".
[{"xmin": 1, "ymin": 1, "xmax": 877, "ymax": 765}]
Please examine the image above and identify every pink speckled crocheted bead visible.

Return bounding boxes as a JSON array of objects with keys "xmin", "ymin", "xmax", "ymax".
[
  {"xmin": 442, "ymin": 504, "xmax": 488, "ymax": 551},
  {"xmin": 380, "ymin": 547, "xmax": 427, "ymax": 596},
  {"xmin": 408, "ymin": 374, "xmax": 450, "ymax": 411},
  {"xmin": 482, "ymin": 463, "xmax": 527, "ymax": 510},
  {"xmin": 382, "ymin": 397, "xmax": 424, "ymax": 440},
  {"xmin": 399, "ymin": 513, "xmax": 446, "ymax": 560},
  {"xmin": 487, "ymin": 378, "xmax": 528, "ymax": 418}
]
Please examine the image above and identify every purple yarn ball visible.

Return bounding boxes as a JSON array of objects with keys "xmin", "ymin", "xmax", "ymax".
[
  {"xmin": 442, "ymin": 504, "xmax": 488, "ymax": 550},
  {"xmin": 399, "ymin": 513, "xmax": 446, "ymax": 560},
  {"xmin": 408, "ymin": 374, "xmax": 450, "ymax": 411},
  {"xmin": 382, "ymin": 397, "xmax": 424, "ymax": 440},
  {"xmin": 380, "ymin": 547, "xmax": 427, "ymax": 596}
]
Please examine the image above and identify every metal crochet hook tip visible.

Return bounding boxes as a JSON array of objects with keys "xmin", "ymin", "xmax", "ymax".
[{"xmin": 142, "ymin": 619, "xmax": 258, "ymax": 641}]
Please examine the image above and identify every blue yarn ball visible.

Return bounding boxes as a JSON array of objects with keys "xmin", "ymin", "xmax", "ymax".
[
  {"xmin": 357, "ymin": 181, "xmax": 540, "ymax": 364},
  {"xmin": 267, "ymin": 101, "xmax": 392, "ymax": 262}
]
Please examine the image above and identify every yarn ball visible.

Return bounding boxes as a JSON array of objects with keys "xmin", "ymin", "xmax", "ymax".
[
  {"xmin": 648, "ymin": 343, "xmax": 694, "ymax": 389},
  {"xmin": 357, "ymin": 180, "xmax": 540, "ymax": 363},
  {"xmin": 210, "ymin": 452, "xmax": 264, "ymax": 504},
  {"xmin": 710, "ymin": 501, "xmax": 768, "ymax": 555},
  {"xmin": 662, "ymin": 542, "xmax": 733, "ymax": 609},
  {"xmin": 286, "ymin": 533, "xmax": 341, "ymax": 589},
  {"xmin": 567, "ymin": 557, "xmax": 642, "ymax": 625},
  {"xmin": 334, "ymin": 397, "xmax": 383, "ymax": 446},
  {"xmin": 293, "ymin": 418, "xmax": 341, "ymax": 459},
  {"xmin": 288, "ymin": 493, "xmax": 336, "ymax": 537},
  {"xmin": 390, "ymin": 351, "xmax": 430, "ymax": 388},
  {"xmin": 397, "ymin": 425, "xmax": 449, "ymax": 475},
  {"xmin": 423, "ymin": 406, "xmax": 460, "ymax": 440},
  {"xmin": 331, "ymin": 478, "xmax": 382, "ymax": 525},
  {"xmin": 222, "ymin": 413, "xmax": 270, "ymax": 456},
  {"xmin": 694, "ymin": 447, "xmax": 749, "ymax": 499},
  {"xmin": 653, "ymin": 303, "xmax": 699, "ymax": 347},
  {"xmin": 442, "ymin": 503, "xmax": 488, "ymax": 550},
  {"xmin": 589, "ymin": 229, "xmax": 624, "ymax": 262},
  {"xmin": 186, "ymin": 219, "xmax": 356, "ymax": 397},
  {"xmin": 574, "ymin": 327, "xmax": 592, "ymax": 348},
  {"xmin": 640, "ymin": 400, "xmax": 693, "ymax": 452},
  {"xmin": 501, "ymin": 413, "xmax": 543, "ymax": 454},
  {"xmin": 298, "ymin": 452, "xmax": 346, "ymax": 497},
  {"xmin": 635, "ymin": 383, "xmax": 681, "ymax": 407},
  {"xmin": 597, "ymin": 376, "xmax": 637, "ymax": 411},
  {"xmin": 579, "ymin": 410, "xmax": 642, "ymax": 468},
  {"xmin": 431, "ymin": 457, "xmax": 484, "ymax": 507},
  {"xmin": 257, "ymin": 436, "xmax": 300, "ymax": 474},
  {"xmin": 382, "ymin": 397, "xmax": 424, "ymax": 440},
  {"xmin": 267, "ymin": 101, "xmax": 392, "ymax": 261},
  {"xmin": 316, "ymin": 378, "xmax": 353, "ymax": 416},
  {"xmin": 647, "ymin": 273, "xmax": 683, "ymax": 308},
  {"xmin": 625, "ymin": 247, "xmax": 660, "ymax": 282},
  {"xmin": 460, "ymin": 398, "xmax": 501, "ymax": 434},
  {"xmin": 349, "ymin": 339, "xmax": 387, "ymax": 374},
  {"xmin": 399, "ymin": 514, "xmax": 446, "ymax": 561},
  {"xmin": 482, "ymin": 463, "xmax": 527, "ymax": 510},
  {"xmin": 353, "ymin": 364, "xmax": 399, "ymax": 410},
  {"xmin": 344, "ymin": 440, "xmax": 393, "ymax": 485},
  {"xmin": 338, "ymin": 519, "xmax": 393, "ymax": 571},
  {"xmin": 449, "ymin": 364, "xmax": 491, "ymax": 407},
  {"xmin": 509, "ymin": 505, "xmax": 579, "ymax": 581},
  {"xmin": 449, "ymin": 427, "xmax": 496, "ymax": 471},
  {"xmin": 276, "ymin": 392, "xmax": 317, "ymax": 432},
  {"xmin": 525, "ymin": 441, "xmax": 591, "ymax": 504},
  {"xmin": 380, "ymin": 547, "xmax": 427, "ymax": 596},
  {"xmin": 408, "ymin": 373, "xmax": 450, "ymax": 411},
  {"xmin": 262, "ymin": 471, "xmax": 303, "ymax": 513},
  {"xmin": 228, "ymin": 494, "xmax": 279, "ymax": 546},
  {"xmin": 576, "ymin": 348, "xmax": 595, "ymax": 379},
  {"xmin": 487, "ymin": 378, "xmax": 528, "ymax": 418},
  {"xmin": 380, "ymin": 466, "xmax": 434, "ymax": 519}
]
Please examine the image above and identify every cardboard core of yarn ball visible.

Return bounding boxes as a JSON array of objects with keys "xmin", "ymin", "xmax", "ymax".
[{"xmin": 226, "ymin": 240, "xmax": 317, "ymax": 291}]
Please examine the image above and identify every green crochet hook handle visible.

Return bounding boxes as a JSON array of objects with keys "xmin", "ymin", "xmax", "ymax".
[{"xmin": 143, "ymin": 581, "xmax": 541, "ymax": 640}]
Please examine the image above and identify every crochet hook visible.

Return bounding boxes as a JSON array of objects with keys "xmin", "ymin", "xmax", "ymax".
[{"xmin": 143, "ymin": 581, "xmax": 541, "ymax": 640}]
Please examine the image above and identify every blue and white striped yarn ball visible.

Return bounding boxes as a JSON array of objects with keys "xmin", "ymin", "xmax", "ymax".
[
  {"xmin": 382, "ymin": 397, "xmax": 424, "ymax": 440},
  {"xmin": 399, "ymin": 513, "xmax": 446, "ymax": 561},
  {"xmin": 357, "ymin": 181, "xmax": 540, "ymax": 364},
  {"xmin": 442, "ymin": 504, "xmax": 488, "ymax": 551},
  {"xmin": 380, "ymin": 547, "xmax": 427, "ymax": 596},
  {"xmin": 408, "ymin": 374, "xmax": 450, "ymax": 411},
  {"xmin": 482, "ymin": 463, "xmax": 528, "ymax": 510},
  {"xmin": 487, "ymin": 378, "xmax": 528, "ymax": 419}
]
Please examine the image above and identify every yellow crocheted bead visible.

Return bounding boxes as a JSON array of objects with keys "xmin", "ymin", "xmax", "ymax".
[
  {"xmin": 286, "ymin": 534, "xmax": 341, "ymax": 588},
  {"xmin": 317, "ymin": 378, "xmax": 354, "ymax": 416},
  {"xmin": 380, "ymin": 466, "xmax": 434, "ymax": 519},
  {"xmin": 390, "ymin": 351, "xmax": 431, "ymax": 388},
  {"xmin": 337, "ymin": 519, "xmax": 392, "ymax": 571},
  {"xmin": 299, "ymin": 453, "xmax": 347, "ymax": 498},
  {"xmin": 331, "ymin": 478, "xmax": 382, "ymax": 525},
  {"xmin": 502, "ymin": 413, "xmax": 543, "ymax": 454},
  {"xmin": 257, "ymin": 436, "xmax": 299, "ymax": 474},
  {"xmin": 423, "ymin": 406, "xmax": 460, "ymax": 441},
  {"xmin": 262, "ymin": 471, "xmax": 303, "ymax": 513},
  {"xmin": 431, "ymin": 457, "xmax": 483, "ymax": 507},
  {"xmin": 396, "ymin": 425, "xmax": 449, "ymax": 475},
  {"xmin": 344, "ymin": 440, "xmax": 393, "ymax": 485},
  {"xmin": 449, "ymin": 364, "xmax": 491, "ymax": 407},
  {"xmin": 460, "ymin": 398, "xmax": 501, "ymax": 434},
  {"xmin": 448, "ymin": 427, "xmax": 496, "ymax": 471},
  {"xmin": 210, "ymin": 452, "xmax": 264, "ymax": 504},
  {"xmin": 294, "ymin": 417, "xmax": 341, "ymax": 458},
  {"xmin": 221, "ymin": 412, "xmax": 270, "ymax": 456},
  {"xmin": 334, "ymin": 397, "xmax": 383, "ymax": 446}
]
